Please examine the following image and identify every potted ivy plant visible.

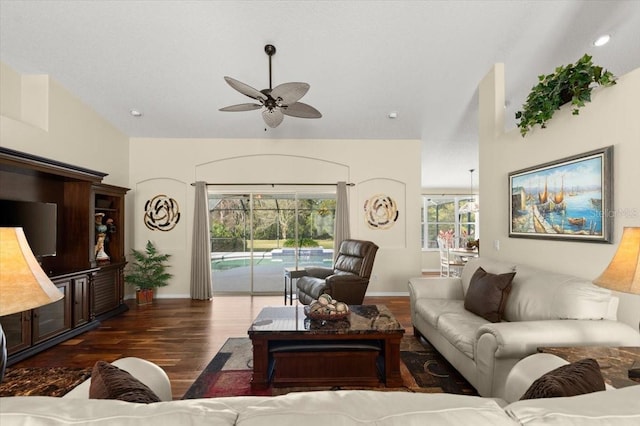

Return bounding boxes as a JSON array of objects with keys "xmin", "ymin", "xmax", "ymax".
[
  {"xmin": 515, "ymin": 54, "xmax": 616, "ymax": 137},
  {"xmin": 125, "ymin": 240, "xmax": 172, "ymax": 305}
]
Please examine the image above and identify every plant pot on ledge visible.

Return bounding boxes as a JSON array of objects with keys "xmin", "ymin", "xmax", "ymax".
[{"xmin": 515, "ymin": 54, "xmax": 616, "ymax": 137}]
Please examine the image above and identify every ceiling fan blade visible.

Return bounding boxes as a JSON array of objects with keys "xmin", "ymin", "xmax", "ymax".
[
  {"xmin": 223, "ymin": 76, "xmax": 267, "ymax": 101},
  {"xmin": 271, "ymin": 82, "xmax": 310, "ymax": 105},
  {"xmin": 282, "ymin": 102, "xmax": 322, "ymax": 118},
  {"xmin": 219, "ymin": 103, "xmax": 263, "ymax": 112},
  {"xmin": 262, "ymin": 108, "xmax": 284, "ymax": 128}
]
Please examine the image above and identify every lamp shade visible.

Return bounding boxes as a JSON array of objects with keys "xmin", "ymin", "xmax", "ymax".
[
  {"xmin": 0, "ymin": 227, "xmax": 63, "ymax": 316},
  {"xmin": 593, "ymin": 227, "xmax": 640, "ymax": 295}
]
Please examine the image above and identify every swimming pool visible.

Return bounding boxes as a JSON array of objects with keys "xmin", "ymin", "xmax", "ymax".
[{"xmin": 211, "ymin": 249, "xmax": 333, "ymax": 271}]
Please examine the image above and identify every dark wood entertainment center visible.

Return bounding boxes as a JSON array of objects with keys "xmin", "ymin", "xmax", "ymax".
[{"xmin": 0, "ymin": 147, "xmax": 129, "ymax": 365}]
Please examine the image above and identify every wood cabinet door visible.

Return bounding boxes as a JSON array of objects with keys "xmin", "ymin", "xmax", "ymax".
[
  {"xmin": 92, "ymin": 267, "xmax": 120, "ymax": 317},
  {"xmin": 32, "ymin": 281, "xmax": 71, "ymax": 343},
  {"xmin": 72, "ymin": 276, "xmax": 90, "ymax": 326},
  {"xmin": 0, "ymin": 312, "xmax": 31, "ymax": 355}
]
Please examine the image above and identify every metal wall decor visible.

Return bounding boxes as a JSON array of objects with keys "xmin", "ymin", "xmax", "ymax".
[
  {"xmin": 364, "ymin": 194, "xmax": 399, "ymax": 230},
  {"xmin": 144, "ymin": 194, "xmax": 181, "ymax": 232}
]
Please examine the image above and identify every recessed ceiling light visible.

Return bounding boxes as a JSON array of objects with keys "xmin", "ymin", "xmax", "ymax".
[
  {"xmin": 388, "ymin": 111, "xmax": 398, "ymax": 119},
  {"xmin": 130, "ymin": 109, "xmax": 143, "ymax": 117},
  {"xmin": 593, "ymin": 34, "xmax": 610, "ymax": 47}
]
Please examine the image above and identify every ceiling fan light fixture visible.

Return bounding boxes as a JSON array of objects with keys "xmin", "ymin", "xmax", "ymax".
[
  {"xmin": 262, "ymin": 108, "xmax": 284, "ymax": 128},
  {"xmin": 220, "ymin": 44, "xmax": 321, "ymax": 128}
]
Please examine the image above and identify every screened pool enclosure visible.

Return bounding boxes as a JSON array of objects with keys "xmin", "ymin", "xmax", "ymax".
[{"xmin": 208, "ymin": 192, "xmax": 337, "ymax": 294}]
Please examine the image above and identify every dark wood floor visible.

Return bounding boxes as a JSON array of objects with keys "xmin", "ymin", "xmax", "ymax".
[{"xmin": 11, "ymin": 295, "xmax": 412, "ymax": 400}]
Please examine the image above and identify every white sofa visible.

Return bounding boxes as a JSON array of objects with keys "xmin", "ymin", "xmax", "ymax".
[
  {"xmin": 1, "ymin": 356, "xmax": 639, "ymax": 425},
  {"xmin": 409, "ymin": 257, "xmax": 640, "ymax": 399}
]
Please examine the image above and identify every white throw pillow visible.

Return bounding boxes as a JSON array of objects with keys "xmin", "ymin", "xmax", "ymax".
[
  {"xmin": 550, "ymin": 278, "xmax": 612, "ymax": 320},
  {"xmin": 503, "ymin": 265, "xmax": 611, "ymax": 322}
]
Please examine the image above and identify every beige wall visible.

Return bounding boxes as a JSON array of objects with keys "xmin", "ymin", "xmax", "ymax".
[
  {"xmin": 1, "ymin": 62, "xmax": 131, "ymax": 261},
  {"xmin": 479, "ymin": 64, "xmax": 640, "ymax": 330},
  {"xmin": 1, "ymin": 62, "xmax": 422, "ymax": 300},
  {"xmin": 0, "ymin": 63, "xmax": 129, "ymax": 187},
  {"xmin": 129, "ymin": 138, "xmax": 423, "ymax": 298}
]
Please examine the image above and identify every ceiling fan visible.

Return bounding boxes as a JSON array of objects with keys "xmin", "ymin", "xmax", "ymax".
[{"xmin": 219, "ymin": 44, "xmax": 322, "ymax": 128}]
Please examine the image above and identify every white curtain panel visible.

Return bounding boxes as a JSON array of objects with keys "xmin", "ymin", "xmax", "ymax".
[
  {"xmin": 190, "ymin": 181, "xmax": 213, "ymax": 300},
  {"xmin": 333, "ymin": 181, "xmax": 351, "ymax": 260}
]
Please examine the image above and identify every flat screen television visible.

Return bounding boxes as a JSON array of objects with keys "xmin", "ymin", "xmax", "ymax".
[{"xmin": 0, "ymin": 199, "xmax": 57, "ymax": 257}]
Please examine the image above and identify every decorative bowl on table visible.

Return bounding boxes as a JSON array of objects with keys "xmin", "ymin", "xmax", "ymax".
[{"xmin": 304, "ymin": 293, "xmax": 350, "ymax": 320}]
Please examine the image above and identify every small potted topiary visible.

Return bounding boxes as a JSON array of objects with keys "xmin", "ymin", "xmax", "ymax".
[
  {"xmin": 125, "ymin": 240, "xmax": 172, "ymax": 305},
  {"xmin": 515, "ymin": 54, "xmax": 616, "ymax": 137}
]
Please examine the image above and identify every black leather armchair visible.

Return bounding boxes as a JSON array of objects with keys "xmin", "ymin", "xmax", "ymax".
[{"xmin": 296, "ymin": 239, "xmax": 379, "ymax": 305}]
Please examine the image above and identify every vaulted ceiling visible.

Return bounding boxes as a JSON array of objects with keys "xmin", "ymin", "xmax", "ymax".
[{"xmin": 1, "ymin": 1, "xmax": 639, "ymax": 189}]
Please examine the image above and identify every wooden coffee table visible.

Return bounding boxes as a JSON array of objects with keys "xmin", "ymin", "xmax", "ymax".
[{"xmin": 247, "ymin": 305, "xmax": 405, "ymax": 389}]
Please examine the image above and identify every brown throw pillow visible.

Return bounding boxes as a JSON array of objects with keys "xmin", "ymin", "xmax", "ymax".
[
  {"xmin": 520, "ymin": 358, "xmax": 605, "ymax": 400},
  {"xmin": 89, "ymin": 360, "xmax": 161, "ymax": 403},
  {"xmin": 464, "ymin": 267, "xmax": 515, "ymax": 322}
]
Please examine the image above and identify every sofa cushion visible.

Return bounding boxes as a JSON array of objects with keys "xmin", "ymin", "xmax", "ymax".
[
  {"xmin": 90, "ymin": 361, "xmax": 161, "ymax": 403},
  {"xmin": 520, "ymin": 358, "xmax": 605, "ymax": 400},
  {"xmin": 550, "ymin": 279, "xmax": 612, "ymax": 320},
  {"xmin": 503, "ymin": 265, "xmax": 612, "ymax": 322},
  {"xmin": 414, "ymin": 299, "xmax": 466, "ymax": 328},
  {"xmin": 236, "ymin": 390, "xmax": 515, "ymax": 425},
  {"xmin": 0, "ymin": 396, "xmax": 240, "ymax": 425},
  {"xmin": 436, "ymin": 311, "xmax": 488, "ymax": 359},
  {"xmin": 464, "ymin": 267, "xmax": 515, "ymax": 323}
]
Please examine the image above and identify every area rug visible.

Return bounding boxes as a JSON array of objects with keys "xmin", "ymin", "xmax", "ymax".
[
  {"xmin": 182, "ymin": 336, "xmax": 477, "ymax": 399},
  {"xmin": 0, "ymin": 367, "xmax": 92, "ymax": 397}
]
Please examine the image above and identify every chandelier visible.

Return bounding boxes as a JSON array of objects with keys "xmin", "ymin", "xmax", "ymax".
[{"xmin": 459, "ymin": 169, "xmax": 479, "ymax": 214}]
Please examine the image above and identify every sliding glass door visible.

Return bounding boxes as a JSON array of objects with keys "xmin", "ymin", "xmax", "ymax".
[
  {"xmin": 209, "ymin": 194, "xmax": 252, "ymax": 292},
  {"xmin": 209, "ymin": 191, "xmax": 336, "ymax": 294}
]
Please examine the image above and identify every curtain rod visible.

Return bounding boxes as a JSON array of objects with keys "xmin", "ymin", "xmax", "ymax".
[{"xmin": 191, "ymin": 182, "xmax": 355, "ymax": 187}]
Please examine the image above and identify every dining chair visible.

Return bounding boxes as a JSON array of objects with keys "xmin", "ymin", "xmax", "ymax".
[{"xmin": 437, "ymin": 237, "xmax": 465, "ymax": 277}]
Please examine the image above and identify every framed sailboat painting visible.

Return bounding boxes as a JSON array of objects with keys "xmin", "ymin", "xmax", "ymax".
[{"xmin": 508, "ymin": 146, "xmax": 613, "ymax": 243}]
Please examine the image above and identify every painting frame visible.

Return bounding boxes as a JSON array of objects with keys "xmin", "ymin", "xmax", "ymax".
[{"xmin": 508, "ymin": 146, "xmax": 613, "ymax": 243}]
